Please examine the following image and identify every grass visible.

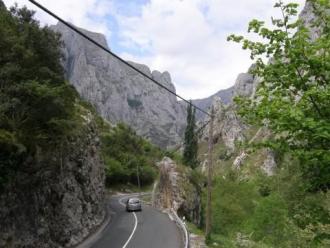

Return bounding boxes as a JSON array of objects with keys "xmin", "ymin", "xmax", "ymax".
[{"xmin": 186, "ymin": 221, "xmax": 204, "ymax": 236}]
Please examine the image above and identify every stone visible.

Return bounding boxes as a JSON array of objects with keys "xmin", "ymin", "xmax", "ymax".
[
  {"xmin": 153, "ymin": 157, "xmax": 202, "ymax": 226},
  {"xmin": 233, "ymin": 72, "xmax": 255, "ymax": 97},
  {"xmin": 262, "ymin": 149, "xmax": 277, "ymax": 176},
  {"xmin": 192, "ymin": 86, "xmax": 234, "ymax": 120},
  {"xmin": 201, "ymin": 97, "xmax": 246, "ymax": 152},
  {"xmin": 51, "ymin": 22, "xmax": 186, "ymax": 148},
  {"xmin": 0, "ymin": 110, "xmax": 105, "ymax": 248}
]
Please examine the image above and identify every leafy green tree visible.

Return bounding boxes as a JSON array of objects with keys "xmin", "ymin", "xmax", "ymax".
[
  {"xmin": 0, "ymin": 3, "xmax": 78, "ymax": 187},
  {"xmin": 228, "ymin": 0, "xmax": 330, "ymax": 191},
  {"xmin": 183, "ymin": 102, "xmax": 198, "ymax": 168},
  {"xmin": 100, "ymin": 123, "xmax": 160, "ymax": 186}
]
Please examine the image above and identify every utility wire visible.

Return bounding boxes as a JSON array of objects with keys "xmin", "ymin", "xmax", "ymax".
[
  {"xmin": 196, "ymin": 120, "xmax": 210, "ymax": 136},
  {"xmin": 28, "ymin": 0, "xmax": 211, "ymax": 117}
]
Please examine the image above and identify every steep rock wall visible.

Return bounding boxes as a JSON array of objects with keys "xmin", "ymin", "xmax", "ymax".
[
  {"xmin": 153, "ymin": 157, "xmax": 202, "ymax": 226},
  {"xmin": 51, "ymin": 23, "xmax": 186, "ymax": 148},
  {"xmin": 0, "ymin": 112, "xmax": 105, "ymax": 248}
]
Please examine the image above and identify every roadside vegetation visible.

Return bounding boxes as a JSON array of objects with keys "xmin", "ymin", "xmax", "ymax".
[
  {"xmin": 99, "ymin": 120, "xmax": 162, "ymax": 188},
  {"xmin": 203, "ymin": 0, "xmax": 330, "ymax": 247}
]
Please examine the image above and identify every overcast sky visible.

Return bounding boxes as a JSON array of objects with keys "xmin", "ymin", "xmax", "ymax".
[{"xmin": 4, "ymin": 0, "xmax": 305, "ymax": 99}]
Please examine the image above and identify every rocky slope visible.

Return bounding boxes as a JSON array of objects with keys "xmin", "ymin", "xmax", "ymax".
[
  {"xmin": 200, "ymin": 65, "xmax": 256, "ymax": 148},
  {"xmin": 153, "ymin": 157, "xmax": 202, "ymax": 226},
  {"xmin": 51, "ymin": 23, "xmax": 186, "ymax": 148},
  {"xmin": 198, "ymin": 0, "xmax": 319, "ymax": 175},
  {"xmin": 0, "ymin": 110, "xmax": 105, "ymax": 248},
  {"xmin": 197, "ymin": 64, "xmax": 277, "ymax": 175}
]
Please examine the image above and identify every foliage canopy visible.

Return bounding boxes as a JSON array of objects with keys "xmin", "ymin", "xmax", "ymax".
[
  {"xmin": 183, "ymin": 102, "xmax": 198, "ymax": 169},
  {"xmin": 228, "ymin": 0, "xmax": 330, "ymax": 191},
  {"xmin": 0, "ymin": 4, "xmax": 78, "ymax": 186}
]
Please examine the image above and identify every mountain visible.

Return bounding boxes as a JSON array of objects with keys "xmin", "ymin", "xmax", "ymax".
[
  {"xmin": 51, "ymin": 22, "xmax": 186, "ymax": 148},
  {"xmin": 192, "ymin": 86, "xmax": 234, "ymax": 120},
  {"xmin": 192, "ymin": 64, "xmax": 256, "ymax": 121}
]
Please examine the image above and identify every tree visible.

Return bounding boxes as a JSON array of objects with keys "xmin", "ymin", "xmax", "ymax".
[
  {"xmin": 183, "ymin": 102, "xmax": 198, "ymax": 168},
  {"xmin": 0, "ymin": 3, "xmax": 77, "ymax": 187},
  {"xmin": 101, "ymin": 123, "xmax": 159, "ymax": 186},
  {"xmin": 228, "ymin": 0, "xmax": 330, "ymax": 191}
]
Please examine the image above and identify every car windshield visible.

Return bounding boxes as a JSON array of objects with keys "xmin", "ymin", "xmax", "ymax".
[{"xmin": 128, "ymin": 198, "xmax": 140, "ymax": 204}]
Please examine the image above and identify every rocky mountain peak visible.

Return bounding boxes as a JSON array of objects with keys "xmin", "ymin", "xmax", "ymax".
[{"xmin": 51, "ymin": 22, "xmax": 186, "ymax": 148}]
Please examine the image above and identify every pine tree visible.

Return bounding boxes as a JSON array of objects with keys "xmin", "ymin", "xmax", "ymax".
[{"xmin": 183, "ymin": 102, "xmax": 198, "ymax": 168}]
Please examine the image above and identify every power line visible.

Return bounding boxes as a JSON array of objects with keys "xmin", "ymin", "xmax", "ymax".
[
  {"xmin": 196, "ymin": 120, "xmax": 210, "ymax": 136},
  {"xmin": 28, "ymin": 0, "xmax": 211, "ymax": 117}
]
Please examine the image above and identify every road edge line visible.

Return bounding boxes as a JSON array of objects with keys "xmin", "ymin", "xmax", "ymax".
[{"xmin": 122, "ymin": 212, "xmax": 138, "ymax": 248}]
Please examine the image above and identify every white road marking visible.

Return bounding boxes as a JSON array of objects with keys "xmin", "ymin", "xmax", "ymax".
[
  {"xmin": 118, "ymin": 196, "xmax": 139, "ymax": 248},
  {"xmin": 119, "ymin": 197, "xmax": 126, "ymax": 207},
  {"xmin": 122, "ymin": 212, "xmax": 138, "ymax": 248}
]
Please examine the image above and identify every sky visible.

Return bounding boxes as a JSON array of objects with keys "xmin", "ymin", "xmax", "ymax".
[{"xmin": 4, "ymin": 0, "xmax": 305, "ymax": 99}]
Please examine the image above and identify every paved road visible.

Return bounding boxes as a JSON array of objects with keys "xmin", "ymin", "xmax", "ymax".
[{"xmin": 90, "ymin": 194, "xmax": 183, "ymax": 248}]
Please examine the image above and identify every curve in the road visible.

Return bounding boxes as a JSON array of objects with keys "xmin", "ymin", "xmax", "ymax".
[
  {"xmin": 91, "ymin": 194, "xmax": 182, "ymax": 248},
  {"xmin": 119, "ymin": 197, "xmax": 138, "ymax": 248}
]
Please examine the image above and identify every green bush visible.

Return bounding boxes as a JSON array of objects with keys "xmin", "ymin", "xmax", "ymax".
[
  {"xmin": 211, "ymin": 173, "xmax": 260, "ymax": 236},
  {"xmin": 248, "ymin": 193, "xmax": 291, "ymax": 244}
]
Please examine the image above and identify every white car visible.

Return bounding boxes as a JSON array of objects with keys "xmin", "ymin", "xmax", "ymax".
[{"xmin": 126, "ymin": 198, "xmax": 142, "ymax": 212}]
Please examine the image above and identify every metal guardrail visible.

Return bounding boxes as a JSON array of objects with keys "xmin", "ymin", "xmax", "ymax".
[{"xmin": 170, "ymin": 209, "xmax": 190, "ymax": 248}]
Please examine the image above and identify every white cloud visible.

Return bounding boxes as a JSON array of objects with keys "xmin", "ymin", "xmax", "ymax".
[
  {"xmin": 3, "ymin": 0, "xmax": 114, "ymax": 38},
  {"xmin": 116, "ymin": 0, "xmax": 305, "ymax": 99},
  {"xmin": 4, "ymin": 0, "xmax": 306, "ymax": 99}
]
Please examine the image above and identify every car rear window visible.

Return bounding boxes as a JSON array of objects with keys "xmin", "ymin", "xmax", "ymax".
[{"xmin": 129, "ymin": 198, "xmax": 140, "ymax": 203}]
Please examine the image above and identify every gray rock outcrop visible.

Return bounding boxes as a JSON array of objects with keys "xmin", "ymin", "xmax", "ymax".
[
  {"xmin": 299, "ymin": 0, "xmax": 326, "ymax": 40},
  {"xmin": 192, "ymin": 86, "xmax": 234, "ymax": 120},
  {"xmin": 201, "ymin": 96, "xmax": 246, "ymax": 152},
  {"xmin": 0, "ymin": 111, "xmax": 105, "ymax": 248},
  {"xmin": 51, "ymin": 22, "xmax": 186, "ymax": 148},
  {"xmin": 262, "ymin": 149, "xmax": 277, "ymax": 176},
  {"xmin": 153, "ymin": 157, "xmax": 202, "ymax": 226},
  {"xmin": 233, "ymin": 72, "xmax": 255, "ymax": 98}
]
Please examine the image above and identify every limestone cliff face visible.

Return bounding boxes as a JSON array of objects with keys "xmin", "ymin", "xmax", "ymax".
[
  {"xmin": 200, "ymin": 65, "xmax": 256, "ymax": 152},
  {"xmin": 199, "ymin": 66, "xmax": 276, "ymax": 175},
  {"xmin": 51, "ymin": 22, "xmax": 186, "ymax": 148},
  {"xmin": 201, "ymin": 97, "xmax": 246, "ymax": 152},
  {"xmin": 153, "ymin": 157, "xmax": 202, "ymax": 226},
  {"xmin": 200, "ymin": 1, "xmax": 319, "ymax": 174},
  {"xmin": 192, "ymin": 86, "xmax": 234, "ymax": 120},
  {"xmin": 0, "ymin": 111, "xmax": 105, "ymax": 248},
  {"xmin": 299, "ymin": 0, "xmax": 327, "ymax": 40}
]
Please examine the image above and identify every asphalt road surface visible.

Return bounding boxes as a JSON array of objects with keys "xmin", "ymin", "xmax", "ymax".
[{"xmin": 90, "ymin": 194, "xmax": 183, "ymax": 248}]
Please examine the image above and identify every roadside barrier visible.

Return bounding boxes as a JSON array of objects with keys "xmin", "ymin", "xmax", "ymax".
[{"xmin": 170, "ymin": 209, "xmax": 190, "ymax": 248}]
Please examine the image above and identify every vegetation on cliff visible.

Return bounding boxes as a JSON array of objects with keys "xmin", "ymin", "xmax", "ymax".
[
  {"xmin": 202, "ymin": 1, "xmax": 330, "ymax": 247},
  {"xmin": 0, "ymin": 3, "xmax": 80, "ymax": 188},
  {"xmin": 229, "ymin": 0, "xmax": 330, "ymax": 192}
]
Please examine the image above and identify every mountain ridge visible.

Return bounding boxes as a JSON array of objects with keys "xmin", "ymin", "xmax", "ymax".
[{"xmin": 51, "ymin": 22, "xmax": 186, "ymax": 148}]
